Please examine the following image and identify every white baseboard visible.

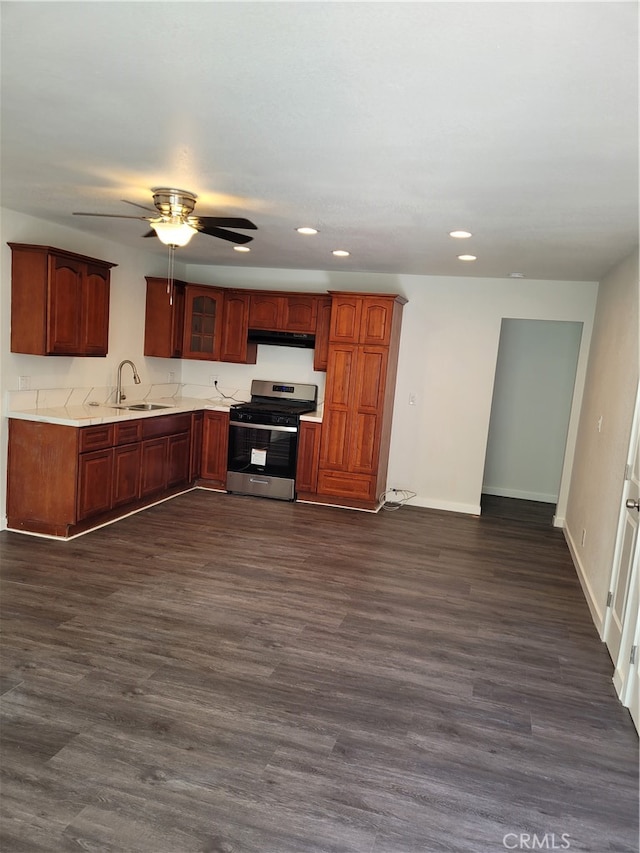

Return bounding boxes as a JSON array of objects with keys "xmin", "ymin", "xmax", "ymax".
[
  {"xmin": 482, "ymin": 486, "xmax": 557, "ymax": 503},
  {"xmin": 563, "ymin": 524, "xmax": 605, "ymax": 637}
]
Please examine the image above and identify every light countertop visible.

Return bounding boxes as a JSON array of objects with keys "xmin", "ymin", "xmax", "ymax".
[{"xmin": 7, "ymin": 398, "xmax": 323, "ymax": 427}]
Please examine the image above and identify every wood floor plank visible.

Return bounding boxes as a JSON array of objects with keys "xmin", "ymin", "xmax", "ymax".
[{"xmin": 1, "ymin": 492, "xmax": 637, "ymax": 852}]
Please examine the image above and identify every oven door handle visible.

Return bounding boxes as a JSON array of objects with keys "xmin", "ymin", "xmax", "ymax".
[{"xmin": 229, "ymin": 421, "xmax": 297, "ymax": 433}]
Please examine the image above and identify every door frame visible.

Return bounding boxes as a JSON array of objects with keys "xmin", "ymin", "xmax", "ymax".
[{"xmin": 605, "ymin": 379, "xmax": 640, "ymax": 729}]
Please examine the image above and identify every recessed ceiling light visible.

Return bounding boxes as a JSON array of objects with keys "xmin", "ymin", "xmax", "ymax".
[
  {"xmin": 332, "ymin": 249, "xmax": 350, "ymax": 257},
  {"xmin": 233, "ymin": 246, "xmax": 251, "ymax": 253},
  {"xmin": 449, "ymin": 230, "xmax": 472, "ymax": 239},
  {"xmin": 509, "ymin": 272, "xmax": 525, "ymax": 278},
  {"xmin": 296, "ymin": 227, "xmax": 318, "ymax": 235},
  {"xmin": 458, "ymin": 254, "xmax": 477, "ymax": 261}
]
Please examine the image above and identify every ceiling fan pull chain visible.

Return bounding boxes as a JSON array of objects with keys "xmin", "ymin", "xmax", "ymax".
[{"xmin": 167, "ymin": 244, "xmax": 176, "ymax": 306}]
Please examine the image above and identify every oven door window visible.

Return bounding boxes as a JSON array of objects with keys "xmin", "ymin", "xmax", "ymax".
[{"xmin": 228, "ymin": 424, "xmax": 298, "ymax": 478}]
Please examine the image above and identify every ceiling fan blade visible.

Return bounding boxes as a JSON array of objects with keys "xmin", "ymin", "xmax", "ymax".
[
  {"xmin": 198, "ymin": 225, "xmax": 254, "ymax": 244},
  {"xmin": 193, "ymin": 216, "xmax": 257, "ymax": 230},
  {"xmin": 73, "ymin": 212, "xmax": 151, "ymax": 220},
  {"xmin": 141, "ymin": 230, "xmax": 156, "ymax": 238},
  {"xmin": 121, "ymin": 199, "xmax": 158, "ymax": 213}
]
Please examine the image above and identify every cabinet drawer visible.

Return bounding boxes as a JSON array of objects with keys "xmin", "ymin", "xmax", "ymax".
[
  {"xmin": 115, "ymin": 420, "xmax": 142, "ymax": 445},
  {"xmin": 142, "ymin": 413, "xmax": 192, "ymax": 439},
  {"xmin": 79, "ymin": 424, "xmax": 114, "ymax": 452},
  {"xmin": 317, "ymin": 470, "xmax": 376, "ymax": 502}
]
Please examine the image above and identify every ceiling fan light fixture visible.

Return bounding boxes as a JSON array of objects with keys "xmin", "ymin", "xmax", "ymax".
[{"xmin": 150, "ymin": 218, "xmax": 198, "ymax": 247}]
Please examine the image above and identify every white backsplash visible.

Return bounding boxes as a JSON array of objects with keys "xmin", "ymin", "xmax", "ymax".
[{"xmin": 5, "ymin": 382, "xmax": 252, "ymax": 412}]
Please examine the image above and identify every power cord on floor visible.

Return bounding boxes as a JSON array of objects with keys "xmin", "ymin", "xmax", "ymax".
[{"xmin": 380, "ymin": 488, "xmax": 417, "ymax": 511}]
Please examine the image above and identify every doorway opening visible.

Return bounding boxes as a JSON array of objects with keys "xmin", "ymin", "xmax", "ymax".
[{"xmin": 482, "ymin": 318, "xmax": 583, "ymax": 519}]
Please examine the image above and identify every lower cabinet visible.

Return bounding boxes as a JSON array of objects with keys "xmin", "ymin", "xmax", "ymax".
[
  {"xmin": 77, "ymin": 448, "xmax": 114, "ymax": 520},
  {"xmin": 7, "ymin": 413, "xmax": 196, "ymax": 538},
  {"xmin": 200, "ymin": 410, "xmax": 229, "ymax": 488},
  {"xmin": 140, "ymin": 437, "xmax": 170, "ymax": 498},
  {"xmin": 296, "ymin": 421, "xmax": 322, "ymax": 494},
  {"xmin": 113, "ymin": 443, "xmax": 142, "ymax": 507}
]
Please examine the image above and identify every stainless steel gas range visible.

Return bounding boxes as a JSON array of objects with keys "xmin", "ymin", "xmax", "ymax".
[{"xmin": 226, "ymin": 380, "xmax": 318, "ymax": 501}]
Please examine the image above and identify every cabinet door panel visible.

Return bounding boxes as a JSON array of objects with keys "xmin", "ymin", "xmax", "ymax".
[
  {"xmin": 329, "ymin": 296, "xmax": 362, "ymax": 343},
  {"xmin": 324, "ymin": 345, "xmax": 357, "ymax": 407},
  {"xmin": 355, "ymin": 347, "xmax": 387, "ymax": 410},
  {"xmin": 350, "ymin": 411, "xmax": 381, "ymax": 474},
  {"xmin": 183, "ymin": 286, "xmax": 223, "ymax": 360},
  {"xmin": 144, "ymin": 277, "xmax": 186, "ymax": 358},
  {"xmin": 82, "ymin": 265, "xmax": 110, "ymax": 355},
  {"xmin": 167, "ymin": 432, "xmax": 191, "ymax": 488},
  {"xmin": 220, "ymin": 293, "xmax": 257, "ymax": 363},
  {"xmin": 112, "ymin": 443, "xmax": 141, "ymax": 507},
  {"xmin": 350, "ymin": 347, "xmax": 387, "ymax": 472},
  {"xmin": 47, "ymin": 256, "xmax": 83, "ymax": 353},
  {"xmin": 190, "ymin": 412, "xmax": 204, "ymax": 481},
  {"xmin": 140, "ymin": 438, "xmax": 168, "ymax": 497},
  {"xmin": 313, "ymin": 297, "xmax": 332, "ymax": 372},
  {"xmin": 248, "ymin": 294, "xmax": 283, "ymax": 329},
  {"xmin": 283, "ymin": 296, "xmax": 317, "ymax": 332},
  {"xmin": 360, "ymin": 298, "xmax": 393, "ymax": 345},
  {"xmin": 319, "ymin": 407, "xmax": 351, "ymax": 469},
  {"xmin": 201, "ymin": 411, "xmax": 229, "ymax": 484},
  {"xmin": 77, "ymin": 449, "xmax": 113, "ymax": 519},
  {"xmin": 296, "ymin": 421, "xmax": 321, "ymax": 493}
]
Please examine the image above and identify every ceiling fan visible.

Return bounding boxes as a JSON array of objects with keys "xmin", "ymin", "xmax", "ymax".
[{"xmin": 73, "ymin": 188, "xmax": 257, "ymax": 247}]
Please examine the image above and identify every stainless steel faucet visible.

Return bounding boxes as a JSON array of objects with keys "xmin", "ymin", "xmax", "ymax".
[{"xmin": 115, "ymin": 359, "xmax": 141, "ymax": 404}]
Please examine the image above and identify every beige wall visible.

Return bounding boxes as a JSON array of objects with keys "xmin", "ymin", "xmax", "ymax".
[{"xmin": 565, "ymin": 249, "xmax": 640, "ymax": 631}]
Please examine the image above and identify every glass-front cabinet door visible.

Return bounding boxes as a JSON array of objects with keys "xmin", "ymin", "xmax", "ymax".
[{"xmin": 182, "ymin": 285, "xmax": 224, "ymax": 360}]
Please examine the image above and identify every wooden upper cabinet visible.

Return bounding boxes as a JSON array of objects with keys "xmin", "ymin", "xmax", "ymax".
[
  {"xmin": 328, "ymin": 293, "xmax": 406, "ymax": 346},
  {"xmin": 313, "ymin": 296, "xmax": 332, "ymax": 372},
  {"xmin": 328, "ymin": 295, "xmax": 362, "ymax": 344},
  {"xmin": 82, "ymin": 263, "xmax": 111, "ymax": 354},
  {"xmin": 182, "ymin": 285, "xmax": 224, "ymax": 361},
  {"xmin": 9, "ymin": 243, "xmax": 115, "ymax": 356},
  {"xmin": 248, "ymin": 292, "xmax": 318, "ymax": 333},
  {"xmin": 144, "ymin": 277, "xmax": 186, "ymax": 358},
  {"xmin": 220, "ymin": 291, "xmax": 257, "ymax": 364},
  {"xmin": 284, "ymin": 295, "xmax": 317, "ymax": 332},
  {"xmin": 248, "ymin": 293, "xmax": 282, "ymax": 329},
  {"xmin": 144, "ymin": 280, "xmax": 225, "ymax": 361}
]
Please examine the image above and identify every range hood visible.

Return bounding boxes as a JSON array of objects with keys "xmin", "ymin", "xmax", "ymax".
[{"xmin": 247, "ymin": 329, "xmax": 316, "ymax": 349}]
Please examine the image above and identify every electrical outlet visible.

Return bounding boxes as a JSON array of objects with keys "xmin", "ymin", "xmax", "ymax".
[
  {"xmin": 597, "ymin": 415, "xmax": 603, "ymax": 433},
  {"xmin": 18, "ymin": 375, "xmax": 30, "ymax": 391},
  {"xmin": 167, "ymin": 371, "xmax": 175, "ymax": 383},
  {"xmin": 408, "ymin": 392, "xmax": 416, "ymax": 406},
  {"xmin": 209, "ymin": 374, "xmax": 218, "ymax": 386}
]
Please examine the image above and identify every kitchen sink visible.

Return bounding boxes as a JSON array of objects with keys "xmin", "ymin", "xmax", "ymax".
[{"xmin": 114, "ymin": 403, "xmax": 172, "ymax": 411}]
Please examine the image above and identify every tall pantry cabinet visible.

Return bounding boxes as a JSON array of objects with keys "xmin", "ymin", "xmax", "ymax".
[{"xmin": 312, "ymin": 292, "xmax": 406, "ymax": 510}]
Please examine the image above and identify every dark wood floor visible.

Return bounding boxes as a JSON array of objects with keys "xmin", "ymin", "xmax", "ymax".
[{"xmin": 1, "ymin": 492, "xmax": 637, "ymax": 853}]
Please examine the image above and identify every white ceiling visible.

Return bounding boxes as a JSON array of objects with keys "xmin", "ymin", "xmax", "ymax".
[{"xmin": 1, "ymin": 1, "xmax": 637, "ymax": 282}]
